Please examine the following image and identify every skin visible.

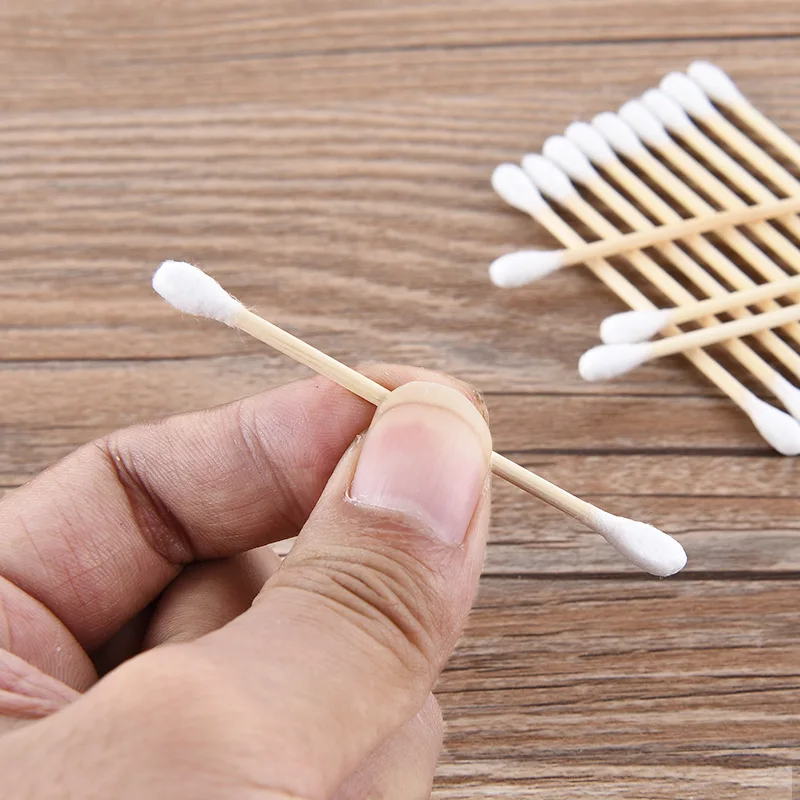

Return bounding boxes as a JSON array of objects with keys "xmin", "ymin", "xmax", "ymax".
[{"xmin": 0, "ymin": 365, "xmax": 492, "ymax": 799}]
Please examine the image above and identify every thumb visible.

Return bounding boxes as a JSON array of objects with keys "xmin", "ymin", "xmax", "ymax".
[{"xmin": 206, "ymin": 379, "xmax": 492, "ymax": 797}]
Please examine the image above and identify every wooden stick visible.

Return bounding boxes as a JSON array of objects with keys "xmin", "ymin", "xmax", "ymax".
[
  {"xmin": 733, "ymin": 105, "xmax": 800, "ymax": 166},
  {"xmin": 705, "ymin": 69, "xmax": 800, "ymax": 173},
  {"xmin": 598, "ymin": 152, "xmax": 800, "ymax": 379},
  {"xmin": 574, "ymin": 168, "xmax": 800, "ymax": 398},
  {"xmin": 656, "ymin": 274, "xmax": 800, "ymax": 327},
  {"xmin": 646, "ymin": 303, "xmax": 800, "ymax": 360},
  {"xmin": 232, "ymin": 307, "xmax": 605, "ymax": 528},
  {"xmin": 551, "ymin": 194, "xmax": 800, "ymax": 269},
  {"xmin": 665, "ymin": 275, "xmax": 800, "ymax": 326},
  {"xmin": 652, "ymin": 137, "xmax": 800, "ymax": 282}
]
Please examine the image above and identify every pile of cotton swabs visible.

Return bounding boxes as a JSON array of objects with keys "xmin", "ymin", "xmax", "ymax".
[{"xmin": 491, "ymin": 61, "xmax": 800, "ymax": 456}]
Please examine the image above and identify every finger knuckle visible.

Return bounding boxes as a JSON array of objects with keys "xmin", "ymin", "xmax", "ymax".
[{"xmin": 94, "ymin": 431, "xmax": 197, "ymax": 564}]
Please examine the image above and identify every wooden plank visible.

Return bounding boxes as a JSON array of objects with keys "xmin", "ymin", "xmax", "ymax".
[
  {"xmin": 435, "ymin": 764, "xmax": 795, "ymax": 798},
  {"xmin": 0, "ymin": 4, "xmax": 799, "ymax": 115},
  {"xmin": 3, "ymin": 0, "xmax": 798, "ymax": 60},
  {"xmin": 435, "ymin": 577, "xmax": 800, "ymax": 797},
  {"xmin": 0, "ymin": 33, "xmax": 798, "ymax": 115},
  {"xmin": 0, "ymin": 265, "xmax": 740, "ymax": 397}
]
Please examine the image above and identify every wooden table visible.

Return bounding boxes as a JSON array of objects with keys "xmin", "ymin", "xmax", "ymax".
[{"xmin": 2, "ymin": 2, "xmax": 799, "ymax": 797}]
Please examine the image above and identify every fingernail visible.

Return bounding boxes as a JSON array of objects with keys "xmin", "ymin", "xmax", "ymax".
[{"xmin": 349, "ymin": 382, "xmax": 491, "ymax": 545}]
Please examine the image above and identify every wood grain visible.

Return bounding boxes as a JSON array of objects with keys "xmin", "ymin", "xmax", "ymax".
[{"xmin": 1, "ymin": 1, "xmax": 799, "ymax": 796}]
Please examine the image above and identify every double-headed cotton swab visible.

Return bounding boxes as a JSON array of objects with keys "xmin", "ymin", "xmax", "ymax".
[
  {"xmin": 638, "ymin": 89, "xmax": 800, "ymax": 276},
  {"xmin": 660, "ymin": 72, "xmax": 800, "ymax": 242},
  {"xmin": 599, "ymin": 274, "xmax": 800, "ymax": 344},
  {"xmin": 561, "ymin": 118, "xmax": 800, "ymax": 417},
  {"xmin": 488, "ymin": 194, "xmax": 800, "ymax": 287},
  {"xmin": 522, "ymin": 148, "xmax": 800, "ymax": 422},
  {"xmin": 688, "ymin": 61, "xmax": 800, "ymax": 168},
  {"xmin": 618, "ymin": 99, "xmax": 800, "ymax": 350},
  {"xmin": 592, "ymin": 109, "xmax": 800, "ymax": 382},
  {"xmin": 152, "ymin": 260, "xmax": 687, "ymax": 577},
  {"xmin": 491, "ymin": 164, "xmax": 800, "ymax": 456},
  {"xmin": 539, "ymin": 134, "xmax": 800, "ymax": 413},
  {"xmin": 581, "ymin": 302, "xmax": 800, "ymax": 381}
]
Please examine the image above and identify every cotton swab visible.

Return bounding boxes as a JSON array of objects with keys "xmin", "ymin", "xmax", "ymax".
[
  {"xmin": 617, "ymin": 99, "xmax": 800, "ymax": 351},
  {"xmin": 641, "ymin": 88, "xmax": 800, "ymax": 272},
  {"xmin": 660, "ymin": 72, "xmax": 800, "ymax": 242},
  {"xmin": 487, "ymin": 193, "xmax": 800, "ymax": 287},
  {"xmin": 596, "ymin": 106, "xmax": 800, "ymax": 355},
  {"xmin": 687, "ymin": 60, "xmax": 800, "ymax": 254},
  {"xmin": 687, "ymin": 61, "xmax": 800, "ymax": 168},
  {"xmin": 599, "ymin": 274, "xmax": 800, "ymax": 344},
  {"xmin": 152, "ymin": 260, "xmax": 687, "ymax": 577},
  {"xmin": 542, "ymin": 133, "xmax": 800, "ymax": 398},
  {"xmin": 524, "ymin": 145, "xmax": 800, "ymax": 423},
  {"xmin": 541, "ymin": 129, "xmax": 800, "ymax": 386},
  {"xmin": 581, "ymin": 302, "xmax": 800, "ymax": 381},
  {"xmin": 491, "ymin": 164, "xmax": 800, "ymax": 456},
  {"xmin": 564, "ymin": 120, "xmax": 800, "ymax": 390}
]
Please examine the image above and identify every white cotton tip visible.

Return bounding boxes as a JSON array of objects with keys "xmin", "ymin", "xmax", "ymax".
[
  {"xmin": 618, "ymin": 100, "xmax": 671, "ymax": 148},
  {"xmin": 599, "ymin": 308, "xmax": 671, "ymax": 345},
  {"xmin": 565, "ymin": 122, "xmax": 619, "ymax": 166},
  {"xmin": 152, "ymin": 260, "xmax": 244, "ymax": 326},
  {"xmin": 578, "ymin": 343, "xmax": 650, "ymax": 381},
  {"xmin": 591, "ymin": 510, "xmax": 687, "ymax": 577},
  {"xmin": 592, "ymin": 113, "xmax": 647, "ymax": 158},
  {"xmin": 742, "ymin": 395, "xmax": 800, "ymax": 456},
  {"xmin": 767, "ymin": 373, "xmax": 800, "ymax": 423},
  {"xmin": 688, "ymin": 61, "xmax": 747, "ymax": 107},
  {"xmin": 541, "ymin": 135, "xmax": 599, "ymax": 184},
  {"xmin": 491, "ymin": 163, "xmax": 547, "ymax": 216},
  {"xmin": 641, "ymin": 89, "xmax": 694, "ymax": 134},
  {"xmin": 489, "ymin": 249, "xmax": 565, "ymax": 287},
  {"xmin": 521, "ymin": 154, "xmax": 577, "ymax": 203},
  {"xmin": 659, "ymin": 72, "xmax": 717, "ymax": 120}
]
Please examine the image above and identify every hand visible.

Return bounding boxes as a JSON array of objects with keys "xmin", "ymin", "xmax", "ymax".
[{"xmin": 0, "ymin": 367, "xmax": 492, "ymax": 799}]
